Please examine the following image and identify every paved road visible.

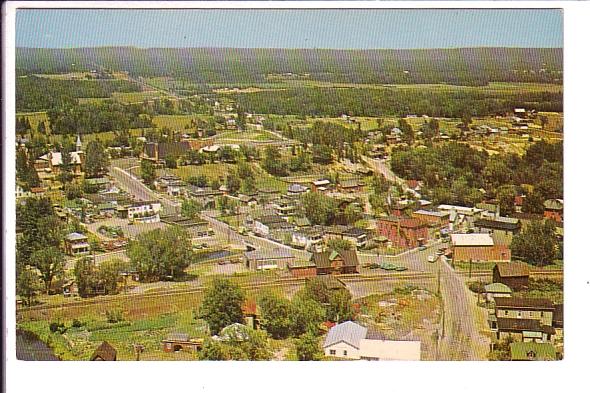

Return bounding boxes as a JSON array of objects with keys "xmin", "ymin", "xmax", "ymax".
[
  {"xmin": 362, "ymin": 156, "xmax": 420, "ymax": 198},
  {"xmin": 109, "ymin": 161, "xmax": 179, "ymax": 215}
]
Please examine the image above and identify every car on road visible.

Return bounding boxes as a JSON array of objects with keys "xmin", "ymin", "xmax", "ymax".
[
  {"xmin": 394, "ymin": 266, "xmax": 408, "ymax": 272},
  {"xmin": 380, "ymin": 263, "xmax": 397, "ymax": 271},
  {"xmin": 428, "ymin": 255, "xmax": 436, "ymax": 263},
  {"xmin": 418, "ymin": 245, "xmax": 427, "ymax": 251}
]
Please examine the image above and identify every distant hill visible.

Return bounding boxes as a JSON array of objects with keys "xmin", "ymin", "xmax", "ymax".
[{"xmin": 16, "ymin": 47, "xmax": 562, "ymax": 86}]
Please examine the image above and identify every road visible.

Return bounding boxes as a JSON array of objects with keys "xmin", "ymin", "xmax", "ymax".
[
  {"xmin": 362, "ymin": 156, "xmax": 420, "ymax": 198},
  {"xmin": 109, "ymin": 160, "xmax": 179, "ymax": 215}
]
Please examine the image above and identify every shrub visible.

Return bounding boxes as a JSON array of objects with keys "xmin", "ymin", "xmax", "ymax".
[
  {"xmin": 71, "ymin": 319, "xmax": 83, "ymax": 328},
  {"xmin": 106, "ymin": 309, "xmax": 125, "ymax": 323},
  {"xmin": 49, "ymin": 321, "xmax": 67, "ymax": 334}
]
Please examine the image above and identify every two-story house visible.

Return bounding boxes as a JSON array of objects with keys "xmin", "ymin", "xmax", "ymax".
[{"xmin": 491, "ymin": 297, "xmax": 556, "ymax": 343}]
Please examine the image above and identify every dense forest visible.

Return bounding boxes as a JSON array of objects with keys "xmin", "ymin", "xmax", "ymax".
[
  {"xmin": 232, "ymin": 87, "xmax": 562, "ymax": 118},
  {"xmin": 16, "ymin": 47, "xmax": 562, "ymax": 85},
  {"xmin": 16, "ymin": 75, "xmax": 140, "ymax": 112}
]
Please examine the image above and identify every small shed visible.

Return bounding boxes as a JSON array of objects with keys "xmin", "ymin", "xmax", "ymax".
[
  {"xmin": 484, "ymin": 282, "xmax": 512, "ymax": 302},
  {"xmin": 493, "ymin": 262, "xmax": 530, "ymax": 290},
  {"xmin": 162, "ymin": 333, "xmax": 203, "ymax": 353},
  {"xmin": 90, "ymin": 341, "xmax": 117, "ymax": 361}
]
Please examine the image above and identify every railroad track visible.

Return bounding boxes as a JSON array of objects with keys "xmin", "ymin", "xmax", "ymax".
[
  {"xmin": 457, "ymin": 269, "xmax": 563, "ymax": 278},
  {"xmin": 18, "ymin": 271, "xmax": 436, "ymax": 314}
]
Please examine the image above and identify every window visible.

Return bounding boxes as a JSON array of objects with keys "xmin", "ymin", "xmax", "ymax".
[
  {"xmin": 343, "ymin": 350, "xmax": 348, "ymax": 356},
  {"xmin": 505, "ymin": 310, "xmax": 509, "ymax": 316},
  {"xmin": 329, "ymin": 350, "xmax": 336, "ymax": 355},
  {"xmin": 540, "ymin": 311, "xmax": 544, "ymax": 318}
]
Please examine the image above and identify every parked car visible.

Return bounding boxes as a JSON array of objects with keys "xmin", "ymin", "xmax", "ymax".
[
  {"xmin": 380, "ymin": 263, "xmax": 397, "ymax": 271},
  {"xmin": 394, "ymin": 266, "xmax": 408, "ymax": 272},
  {"xmin": 418, "ymin": 245, "xmax": 427, "ymax": 251}
]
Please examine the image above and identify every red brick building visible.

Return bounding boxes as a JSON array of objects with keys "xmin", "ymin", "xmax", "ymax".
[
  {"xmin": 543, "ymin": 199, "xmax": 563, "ymax": 223},
  {"xmin": 376, "ymin": 217, "xmax": 429, "ymax": 248},
  {"xmin": 411, "ymin": 210, "xmax": 450, "ymax": 229}
]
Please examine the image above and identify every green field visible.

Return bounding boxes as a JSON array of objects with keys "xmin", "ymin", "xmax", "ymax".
[
  {"xmin": 112, "ymin": 91, "xmax": 166, "ymax": 103},
  {"xmin": 152, "ymin": 114, "xmax": 213, "ymax": 130},
  {"xmin": 218, "ymin": 130, "xmax": 280, "ymax": 141}
]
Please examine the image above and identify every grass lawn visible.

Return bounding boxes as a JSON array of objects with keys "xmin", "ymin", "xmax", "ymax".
[
  {"xmin": 218, "ymin": 130, "xmax": 280, "ymax": 141},
  {"xmin": 112, "ymin": 91, "xmax": 166, "ymax": 104},
  {"xmin": 161, "ymin": 163, "xmax": 235, "ymax": 183}
]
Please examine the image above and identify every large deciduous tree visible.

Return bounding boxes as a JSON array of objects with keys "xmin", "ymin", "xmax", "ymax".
[
  {"xmin": 199, "ymin": 278, "xmax": 245, "ymax": 335},
  {"xmin": 257, "ymin": 291, "xmax": 294, "ymax": 339},
  {"xmin": 127, "ymin": 226, "xmax": 193, "ymax": 281},
  {"xmin": 511, "ymin": 220, "xmax": 558, "ymax": 266},
  {"xmin": 84, "ymin": 140, "xmax": 110, "ymax": 178},
  {"xmin": 30, "ymin": 246, "xmax": 65, "ymax": 294}
]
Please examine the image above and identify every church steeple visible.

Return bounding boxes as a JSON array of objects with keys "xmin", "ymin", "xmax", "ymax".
[{"xmin": 76, "ymin": 134, "xmax": 82, "ymax": 151}]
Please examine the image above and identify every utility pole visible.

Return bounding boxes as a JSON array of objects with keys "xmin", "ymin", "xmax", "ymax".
[
  {"xmin": 469, "ymin": 258, "xmax": 473, "ymax": 279},
  {"xmin": 437, "ymin": 265, "xmax": 441, "ymax": 296}
]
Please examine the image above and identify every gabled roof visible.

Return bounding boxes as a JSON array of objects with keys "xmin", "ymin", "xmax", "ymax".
[
  {"xmin": 494, "ymin": 262, "xmax": 530, "ymax": 278},
  {"xmin": 90, "ymin": 341, "xmax": 117, "ymax": 361},
  {"xmin": 544, "ymin": 199, "xmax": 563, "ymax": 211},
  {"xmin": 323, "ymin": 321, "xmax": 367, "ymax": 349},
  {"xmin": 245, "ymin": 248, "xmax": 293, "ymax": 261},
  {"xmin": 165, "ymin": 332, "xmax": 190, "ymax": 342},
  {"xmin": 485, "ymin": 283, "xmax": 513, "ymax": 294},
  {"xmin": 312, "ymin": 251, "xmax": 332, "ymax": 269},
  {"xmin": 339, "ymin": 249, "xmax": 360, "ymax": 267},
  {"xmin": 496, "ymin": 317, "xmax": 542, "ymax": 332},
  {"xmin": 495, "ymin": 297, "xmax": 554, "ymax": 311},
  {"xmin": 66, "ymin": 232, "xmax": 88, "ymax": 241},
  {"xmin": 474, "ymin": 217, "xmax": 520, "ymax": 231}
]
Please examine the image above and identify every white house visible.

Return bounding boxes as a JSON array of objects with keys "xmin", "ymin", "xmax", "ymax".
[
  {"xmin": 292, "ymin": 228, "xmax": 323, "ymax": 251},
  {"xmin": 323, "ymin": 321, "xmax": 422, "ymax": 361},
  {"xmin": 128, "ymin": 201, "xmax": 162, "ymax": 223}
]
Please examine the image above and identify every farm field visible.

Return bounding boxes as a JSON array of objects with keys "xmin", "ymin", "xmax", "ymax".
[
  {"xmin": 111, "ymin": 91, "xmax": 166, "ymax": 103},
  {"xmin": 152, "ymin": 114, "xmax": 213, "ymax": 130}
]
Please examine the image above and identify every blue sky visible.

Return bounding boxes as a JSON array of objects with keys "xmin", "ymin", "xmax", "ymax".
[{"xmin": 16, "ymin": 8, "xmax": 563, "ymax": 49}]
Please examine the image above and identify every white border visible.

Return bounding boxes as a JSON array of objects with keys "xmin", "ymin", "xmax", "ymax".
[{"xmin": 3, "ymin": 2, "xmax": 589, "ymax": 393}]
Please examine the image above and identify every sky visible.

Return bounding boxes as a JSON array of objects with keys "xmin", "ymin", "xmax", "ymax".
[{"xmin": 16, "ymin": 8, "xmax": 562, "ymax": 49}]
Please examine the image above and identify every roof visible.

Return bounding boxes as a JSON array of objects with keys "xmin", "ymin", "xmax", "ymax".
[
  {"xmin": 359, "ymin": 339, "xmax": 421, "ymax": 361},
  {"xmin": 66, "ymin": 232, "xmax": 88, "ymax": 241},
  {"xmin": 484, "ymin": 283, "xmax": 513, "ymax": 294},
  {"xmin": 510, "ymin": 342, "xmax": 557, "ymax": 361},
  {"xmin": 245, "ymin": 248, "xmax": 293, "ymax": 261},
  {"xmin": 339, "ymin": 249, "xmax": 360, "ymax": 267},
  {"xmin": 451, "ymin": 233, "xmax": 494, "ymax": 247},
  {"xmin": 413, "ymin": 209, "xmax": 449, "ymax": 218},
  {"xmin": 474, "ymin": 217, "xmax": 520, "ymax": 231},
  {"xmin": 256, "ymin": 215, "xmax": 286, "ymax": 226},
  {"xmin": 85, "ymin": 177, "xmax": 110, "ymax": 185},
  {"xmin": 313, "ymin": 179, "xmax": 330, "ymax": 186},
  {"xmin": 379, "ymin": 217, "xmax": 428, "ymax": 229},
  {"xmin": 476, "ymin": 202, "xmax": 498, "ymax": 212},
  {"xmin": 494, "ymin": 262, "xmax": 530, "ymax": 278},
  {"xmin": 496, "ymin": 317, "xmax": 543, "ymax": 332},
  {"xmin": 453, "ymin": 245, "xmax": 510, "ymax": 262},
  {"xmin": 90, "ymin": 341, "xmax": 117, "ymax": 361},
  {"xmin": 437, "ymin": 204, "xmax": 483, "ymax": 215},
  {"xmin": 165, "ymin": 332, "xmax": 190, "ymax": 342},
  {"xmin": 342, "ymin": 227, "xmax": 368, "ymax": 237},
  {"xmin": 312, "ymin": 251, "xmax": 332, "ymax": 269},
  {"xmin": 323, "ymin": 321, "xmax": 367, "ymax": 349},
  {"xmin": 339, "ymin": 179, "xmax": 362, "ymax": 188},
  {"xmin": 242, "ymin": 299, "xmax": 257, "ymax": 316},
  {"xmin": 495, "ymin": 297, "xmax": 554, "ymax": 311},
  {"xmin": 288, "ymin": 183, "xmax": 308, "ymax": 193},
  {"xmin": 40, "ymin": 151, "xmax": 83, "ymax": 166},
  {"xmin": 544, "ymin": 199, "xmax": 563, "ymax": 211}
]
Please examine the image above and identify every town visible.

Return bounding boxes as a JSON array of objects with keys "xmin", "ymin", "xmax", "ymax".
[{"xmin": 15, "ymin": 47, "xmax": 563, "ymax": 362}]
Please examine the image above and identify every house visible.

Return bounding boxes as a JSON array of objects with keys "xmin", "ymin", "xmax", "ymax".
[
  {"xmin": 185, "ymin": 186, "xmax": 223, "ymax": 208},
  {"xmin": 338, "ymin": 179, "xmax": 364, "ymax": 193},
  {"xmin": 484, "ymin": 283, "xmax": 512, "ymax": 302},
  {"xmin": 342, "ymin": 227, "xmax": 368, "ymax": 249},
  {"xmin": 288, "ymin": 259, "xmax": 318, "ymax": 278},
  {"xmin": 291, "ymin": 227, "xmax": 323, "ymax": 251},
  {"xmin": 16, "ymin": 185, "xmax": 33, "ymax": 199},
  {"xmin": 376, "ymin": 217, "xmax": 429, "ymax": 249},
  {"xmin": 311, "ymin": 179, "xmax": 331, "ymax": 192},
  {"xmin": 287, "ymin": 183, "xmax": 309, "ymax": 195},
  {"xmin": 64, "ymin": 232, "xmax": 90, "ymax": 256},
  {"xmin": 437, "ymin": 204, "xmax": 484, "ymax": 230},
  {"xmin": 162, "ymin": 333, "xmax": 203, "ymax": 353},
  {"xmin": 312, "ymin": 249, "xmax": 359, "ymax": 275},
  {"xmin": 543, "ymin": 199, "xmax": 563, "ymax": 223},
  {"xmin": 450, "ymin": 234, "xmax": 510, "ymax": 264},
  {"xmin": 493, "ymin": 262, "xmax": 530, "ymax": 290},
  {"xmin": 253, "ymin": 215, "xmax": 291, "ymax": 238},
  {"xmin": 473, "ymin": 216, "xmax": 521, "ymax": 237},
  {"xmin": 127, "ymin": 201, "xmax": 162, "ymax": 223},
  {"xmin": 411, "ymin": 210, "xmax": 450, "ymax": 230},
  {"xmin": 273, "ymin": 198, "xmax": 297, "ymax": 216},
  {"xmin": 492, "ymin": 297, "xmax": 555, "ymax": 342},
  {"xmin": 142, "ymin": 141, "xmax": 191, "ymax": 162},
  {"xmin": 323, "ymin": 321, "xmax": 421, "ymax": 360},
  {"xmin": 90, "ymin": 341, "xmax": 117, "ymax": 361},
  {"xmin": 509, "ymin": 342, "xmax": 557, "ymax": 361},
  {"xmin": 245, "ymin": 248, "xmax": 294, "ymax": 270}
]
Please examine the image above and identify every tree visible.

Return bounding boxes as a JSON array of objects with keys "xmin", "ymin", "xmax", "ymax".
[
  {"xmin": 262, "ymin": 146, "xmax": 288, "ymax": 176},
  {"xmin": 74, "ymin": 257, "xmax": 100, "ymax": 298},
  {"xmin": 199, "ymin": 278, "xmax": 245, "ymax": 335},
  {"xmin": 127, "ymin": 226, "xmax": 193, "ymax": 281},
  {"xmin": 291, "ymin": 294, "xmax": 326, "ymax": 336},
  {"xmin": 187, "ymin": 175, "xmax": 208, "ymax": 187},
  {"xmin": 258, "ymin": 291, "xmax": 293, "ymax": 339},
  {"xmin": 295, "ymin": 331, "xmax": 322, "ymax": 361},
  {"xmin": 327, "ymin": 238, "xmax": 353, "ymax": 252},
  {"xmin": 199, "ymin": 338, "xmax": 229, "ymax": 360},
  {"xmin": 327, "ymin": 289, "xmax": 355, "ymax": 323},
  {"xmin": 343, "ymin": 203, "xmax": 363, "ymax": 225},
  {"xmin": 57, "ymin": 142, "xmax": 75, "ymax": 185},
  {"xmin": 522, "ymin": 190, "xmax": 545, "ymax": 214},
  {"xmin": 311, "ymin": 144, "xmax": 334, "ymax": 164},
  {"xmin": 65, "ymin": 183, "xmax": 83, "ymax": 200},
  {"xmin": 300, "ymin": 192, "xmax": 336, "ymax": 226},
  {"xmin": 511, "ymin": 220, "xmax": 558, "ymax": 266},
  {"xmin": 37, "ymin": 121, "xmax": 47, "ymax": 135},
  {"xmin": 140, "ymin": 159, "xmax": 156, "ymax": 186},
  {"xmin": 217, "ymin": 146, "xmax": 237, "ymax": 163},
  {"xmin": 84, "ymin": 140, "xmax": 109, "ymax": 178},
  {"xmin": 30, "ymin": 246, "xmax": 65, "ymax": 294},
  {"xmin": 164, "ymin": 155, "xmax": 178, "ymax": 169},
  {"xmin": 496, "ymin": 185, "xmax": 516, "ymax": 216},
  {"xmin": 225, "ymin": 170, "xmax": 241, "ymax": 195},
  {"xmin": 16, "ymin": 266, "xmax": 43, "ymax": 306},
  {"xmin": 98, "ymin": 258, "xmax": 130, "ymax": 295},
  {"xmin": 399, "ymin": 118, "xmax": 414, "ymax": 145},
  {"xmin": 181, "ymin": 199, "xmax": 203, "ymax": 218}
]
